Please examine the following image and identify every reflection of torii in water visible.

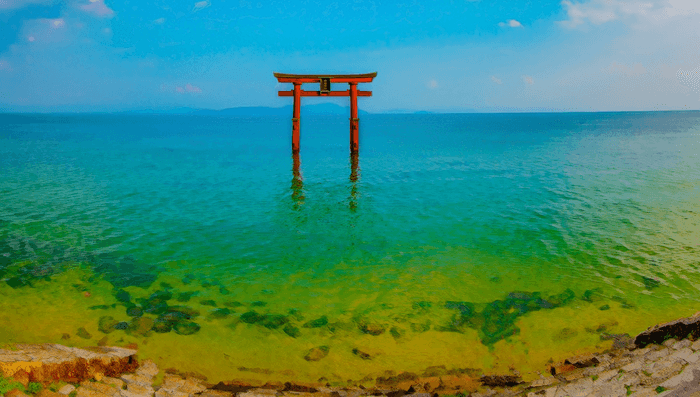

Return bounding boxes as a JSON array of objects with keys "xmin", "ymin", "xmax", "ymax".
[
  {"xmin": 290, "ymin": 152, "xmax": 359, "ymax": 212},
  {"xmin": 277, "ymin": 73, "xmax": 374, "ymax": 211}
]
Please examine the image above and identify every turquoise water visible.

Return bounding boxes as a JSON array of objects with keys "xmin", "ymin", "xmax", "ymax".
[{"xmin": 1, "ymin": 111, "xmax": 699, "ymax": 384}]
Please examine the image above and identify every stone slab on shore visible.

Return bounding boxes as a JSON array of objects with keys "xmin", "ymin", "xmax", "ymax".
[{"xmin": 0, "ymin": 344, "xmax": 138, "ymax": 385}]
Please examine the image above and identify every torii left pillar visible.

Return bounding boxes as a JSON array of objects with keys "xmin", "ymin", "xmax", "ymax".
[{"xmin": 274, "ymin": 73, "xmax": 377, "ymax": 155}]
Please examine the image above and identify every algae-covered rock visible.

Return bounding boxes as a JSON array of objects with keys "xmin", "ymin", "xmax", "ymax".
[
  {"xmin": 210, "ymin": 308, "xmax": 231, "ymax": 319},
  {"xmin": 410, "ymin": 321, "xmax": 431, "ymax": 333},
  {"xmin": 412, "ymin": 301, "xmax": 432, "ymax": 310},
  {"xmin": 283, "ymin": 324, "xmax": 301, "ymax": 338},
  {"xmin": 167, "ymin": 305, "xmax": 200, "ymax": 318},
  {"xmin": 303, "ymin": 316, "xmax": 328, "ymax": 328},
  {"xmin": 260, "ymin": 314, "xmax": 288, "ymax": 329},
  {"xmin": 152, "ymin": 318, "xmax": 172, "ymax": 333},
  {"xmin": 303, "ymin": 346, "xmax": 329, "ymax": 361},
  {"xmin": 128, "ymin": 316, "xmax": 154, "ymax": 336},
  {"xmin": 98, "ymin": 316, "xmax": 120, "ymax": 334},
  {"xmin": 114, "ymin": 322, "xmax": 129, "ymax": 330},
  {"xmin": 149, "ymin": 290, "xmax": 173, "ymax": 301},
  {"xmin": 240, "ymin": 311, "xmax": 264, "ymax": 324},
  {"xmin": 173, "ymin": 321, "xmax": 200, "ymax": 335},
  {"xmin": 200, "ymin": 299, "xmax": 217, "ymax": 307},
  {"xmin": 176, "ymin": 291, "xmax": 197, "ymax": 302},
  {"xmin": 390, "ymin": 327, "xmax": 404, "ymax": 339},
  {"xmin": 352, "ymin": 348, "xmax": 372, "ymax": 360},
  {"xmin": 251, "ymin": 301, "xmax": 267, "ymax": 307},
  {"xmin": 76, "ymin": 327, "xmax": 92, "ymax": 339},
  {"xmin": 115, "ymin": 289, "xmax": 131, "ymax": 303},
  {"xmin": 126, "ymin": 306, "xmax": 143, "ymax": 317},
  {"xmin": 359, "ymin": 322, "xmax": 385, "ymax": 336}
]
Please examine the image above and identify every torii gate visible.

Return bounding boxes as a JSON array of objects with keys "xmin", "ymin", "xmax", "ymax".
[{"xmin": 274, "ymin": 72, "xmax": 377, "ymax": 154}]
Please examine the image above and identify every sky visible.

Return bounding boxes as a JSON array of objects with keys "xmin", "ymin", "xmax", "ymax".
[{"xmin": 1, "ymin": 0, "xmax": 700, "ymax": 113}]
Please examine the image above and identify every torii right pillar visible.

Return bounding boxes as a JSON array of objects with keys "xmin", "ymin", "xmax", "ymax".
[{"xmin": 349, "ymin": 82, "xmax": 359, "ymax": 153}]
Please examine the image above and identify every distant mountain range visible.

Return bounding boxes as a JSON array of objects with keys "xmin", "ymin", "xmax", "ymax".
[
  {"xmin": 125, "ymin": 103, "xmax": 372, "ymax": 116},
  {"xmin": 0, "ymin": 103, "xmax": 493, "ymax": 115}
]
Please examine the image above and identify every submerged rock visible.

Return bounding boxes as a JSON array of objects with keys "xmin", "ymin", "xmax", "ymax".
[
  {"xmin": 114, "ymin": 289, "xmax": 131, "ymax": 303},
  {"xmin": 444, "ymin": 289, "xmax": 577, "ymax": 346},
  {"xmin": 98, "ymin": 316, "xmax": 120, "ymax": 334},
  {"xmin": 283, "ymin": 325, "xmax": 301, "ymax": 338},
  {"xmin": 200, "ymin": 300, "xmax": 217, "ymax": 307},
  {"xmin": 240, "ymin": 311, "xmax": 264, "ymax": 324},
  {"xmin": 126, "ymin": 306, "xmax": 143, "ymax": 317},
  {"xmin": 259, "ymin": 314, "xmax": 288, "ymax": 329},
  {"xmin": 176, "ymin": 291, "xmax": 197, "ymax": 302},
  {"xmin": 173, "ymin": 321, "xmax": 201, "ymax": 335},
  {"xmin": 303, "ymin": 316, "xmax": 328, "ymax": 328},
  {"xmin": 352, "ymin": 348, "xmax": 372, "ymax": 360},
  {"xmin": 152, "ymin": 318, "xmax": 173, "ymax": 333},
  {"xmin": 303, "ymin": 346, "xmax": 329, "ymax": 361},
  {"xmin": 127, "ymin": 317, "xmax": 154, "ymax": 336},
  {"xmin": 76, "ymin": 328, "xmax": 92, "ymax": 339},
  {"xmin": 390, "ymin": 327, "xmax": 405, "ymax": 339},
  {"xmin": 359, "ymin": 322, "xmax": 385, "ymax": 336},
  {"xmin": 210, "ymin": 308, "xmax": 231, "ymax": 319}
]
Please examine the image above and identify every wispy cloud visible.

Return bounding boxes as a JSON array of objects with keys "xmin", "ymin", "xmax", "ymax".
[
  {"xmin": 559, "ymin": 0, "xmax": 700, "ymax": 28},
  {"xmin": 427, "ymin": 79, "xmax": 438, "ymax": 89},
  {"xmin": 491, "ymin": 75, "xmax": 502, "ymax": 84},
  {"xmin": 677, "ymin": 65, "xmax": 700, "ymax": 93},
  {"xmin": 522, "ymin": 75, "xmax": 534, "ymax": 85},
  {"xmin": 498, "ymin": 19, "xmax": 522, "ymax": 28},
  {"xmin": 0, "ymin": 0, "xmax": 54, "ymax": 10},
  {"xmin": 0, "ymin": 60, "xmax": 10, "ymax": 71},
  {"xmin": 80, "ymin": 0, "xmax": 115, "ymax": 18},
  {"xmin": 606, "ymin": 61, "xmax": 647, "ymax": 76},
  {"xmin": 185, "ymin": 83, "xmax": 202, "ymax": 93},
  {"xmin": 153, "ymin": 17, "xmax": 165, "ymax": 24},
  {"xmin": 192, "ymin": 0, "xmax": 210, "ymax": 12}
]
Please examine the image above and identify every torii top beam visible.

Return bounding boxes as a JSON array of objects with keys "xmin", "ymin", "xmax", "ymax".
[{"xmin": 273, "ymin": 72, "xmax": 377, "ymax": 84}]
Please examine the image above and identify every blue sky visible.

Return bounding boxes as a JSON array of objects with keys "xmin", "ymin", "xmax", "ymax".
[{"xmin": 1, "ymin": 0, "xmax": 699, "ymax": 112}]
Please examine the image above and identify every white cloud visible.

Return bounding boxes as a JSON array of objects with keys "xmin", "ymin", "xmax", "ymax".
[
  {"xmin": 498, "ymin": 19, "xmax": 523, "ymax": 28},
  {"xmin": 0, "ymin": 0, "xmax": 54, "ymax": 10},
  {"xmin": 559, "ymin": 0, "xmax": 700, "ymax": 28},
  {"xmin": 491, "ymin": 75, "xmax": 502, "ymax": 84},
  {"xmin": 80, "ymin": 0, "xmax": 114, "ymax": 18},
  {"xmin": 522, "ymin": 75, "xmax": 534, "ymax": 85},
  {"xmin": 606, "ymin": 61, "xmax": 647, "ymax": 76},
  {"xmin": 154, "ymin": 17, "xmax": 166, "ymax": 24},
  {"xmin": 192, "ymin": 0, "xmax": 210, "ymax": 12},
  {"xmin": 185, "ymin": 83, "xmax": 202, "ymax": 93},
  {"xmin": 427, "ymin": 79, "xmax": 438, "ymax": 89},
  {"xmin": 677, "ymin": 65, "xmax": 700, "ymax": 93}
]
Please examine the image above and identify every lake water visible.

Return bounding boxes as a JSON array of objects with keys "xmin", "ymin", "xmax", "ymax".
[{"xmin": 1, "ymin": 111, "xmax": 699, "ymax": 384}]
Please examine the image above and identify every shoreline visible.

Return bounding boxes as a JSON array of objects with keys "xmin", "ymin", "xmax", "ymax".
[{"xmin": 3, "ymin": 312, "xmax": 700, "ymax": 396}]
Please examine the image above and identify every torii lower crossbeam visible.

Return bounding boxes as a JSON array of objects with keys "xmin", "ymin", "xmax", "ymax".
[{"xmin": 274, "ymin": 72, "xmax": 377, "ymax": 154}]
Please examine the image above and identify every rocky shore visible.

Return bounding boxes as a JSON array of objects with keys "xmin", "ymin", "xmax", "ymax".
[{"xmin": 3, "ymin": 312, "xmax": 700, "ymax": 397}]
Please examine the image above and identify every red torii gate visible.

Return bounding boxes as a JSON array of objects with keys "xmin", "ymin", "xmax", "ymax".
[{"xmin": 274, "ymin": 72, "xmax": 377, "ymax": 154}]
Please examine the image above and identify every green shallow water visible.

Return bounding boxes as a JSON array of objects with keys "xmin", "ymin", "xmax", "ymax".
[{"xmin": 0, "ymin": 111, "xmax": 699, "ymax": 384}]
